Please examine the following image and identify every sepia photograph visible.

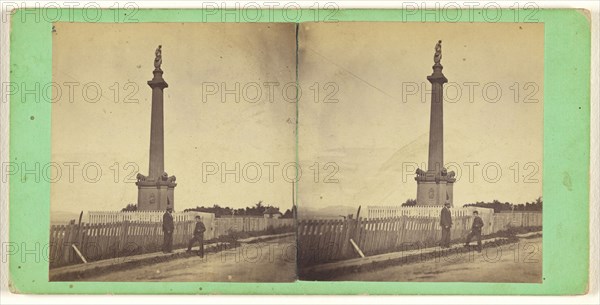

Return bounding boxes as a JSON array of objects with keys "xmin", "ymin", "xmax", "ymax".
[
  {"xmin": 49, "ymin": 22, "xmax": 297, "ymax": 282},
  {"xmin": 296, "ymin": 22, "xmax": 544, "ymax": 282}
]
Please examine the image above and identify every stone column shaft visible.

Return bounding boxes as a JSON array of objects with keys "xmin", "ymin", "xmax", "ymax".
[
  {"xmin": 426, "ymin": 64, "xmax": 447, "ymax": 174},
  {"xmin": 148, "ymin": 70, "xmax": 168, "ymax": 179}
]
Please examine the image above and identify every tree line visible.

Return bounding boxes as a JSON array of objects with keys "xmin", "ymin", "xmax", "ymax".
[
  {"xmin": 122, "ymin": 201, "xmax": 295, "ymax": 218},
  {"xmin": 400, "ymin": 197, "xmax": 543, "ymax": 213},
  {"xmin": 463, "ymin": 197, "xmax": 542, "ymax": 212}
]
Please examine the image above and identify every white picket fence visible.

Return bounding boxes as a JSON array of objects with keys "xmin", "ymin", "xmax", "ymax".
[
  {"xmin": 85, "ymin": 210, "xmax": 294, "ymax": 240},
  {"xmin": 87, "ymin": 210, "xmax": 213, "ymax": 224},
  {"xmin": 366, "ymin": 205, "xmax": 496, "ymax": 235},
  {"xmin": 366, "ymin": 205, "xmax": 493, "ymax": 219}
]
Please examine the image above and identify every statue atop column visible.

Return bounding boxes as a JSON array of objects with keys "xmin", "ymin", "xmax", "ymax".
[
  {"xmin": 433, "ymin": 40, "xmax": 442, "ymax": 64},
  {"xmin": 154, "ymin": 45, "xmax": 163, "ymax": 70}
]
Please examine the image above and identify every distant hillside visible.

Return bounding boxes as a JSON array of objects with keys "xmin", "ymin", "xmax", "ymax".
[
  {"xmin": 298, "ymin": 204, "xmax": 360, "ymax": 219},
  {"xmin": 51, "ymin": 211, "xmax": 81, "ymax": 225}
]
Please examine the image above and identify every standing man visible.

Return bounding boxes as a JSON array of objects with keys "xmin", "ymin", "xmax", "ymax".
[
  {"xmin": 162, "ymin": 207, "xmax": 174, "ymax": 253},
  {"xmin": 187, "ymin": 216, "xmax": 206, "ymax": 257},
  {"xmin": 440, "ymin": 202, "xmax": 453, "ymax": 248},
  {"xmin": 465, "ymin": 210, "xmax": 484, "ymax": 252}
]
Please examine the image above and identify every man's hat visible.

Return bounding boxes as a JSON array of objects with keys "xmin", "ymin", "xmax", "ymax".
[
  {"xmin": 444, "ymin": 202, "xmax": 451, "ymax": 206},
  {"xmin": 166, "ymin": 207, "xmax": 173, "ymax": 211}
]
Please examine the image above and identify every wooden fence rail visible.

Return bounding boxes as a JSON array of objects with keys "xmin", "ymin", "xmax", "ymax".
[
  {"xmin": 298, "ymin": 212, "xmax": 541, "ymax": 266},
  {"xmin": 49, "ymin": 218, "xmax": 294, "ymax": 268}
]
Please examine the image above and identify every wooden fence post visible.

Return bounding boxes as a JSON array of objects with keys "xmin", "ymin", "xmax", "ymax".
[
  {"xmin": 339, "ymin": 218, "xmax": 349, "ymax": 258},
  {"xmin": 120, "ymin": 221, "xmax": 130, "ymax": 255}
]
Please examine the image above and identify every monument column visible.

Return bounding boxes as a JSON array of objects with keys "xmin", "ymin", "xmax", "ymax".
[
  {"xmin": 136, "ymin": 45, "xmax": 177, "ymax": 211},
  {"xmin": 415, "ymin": 41, "xmax": 456, "ymax": 206},
  {"xmin": 148, "ymin": 53, "xmax": 167, "ymax": 178},
  {"xmin": 426, "ymin": 42, "xmax": 447, "ymax": 173}
]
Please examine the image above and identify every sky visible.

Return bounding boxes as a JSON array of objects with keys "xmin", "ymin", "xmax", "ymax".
[
  {"xmin": 51, "ymin": 23, "xmax": 297, "ymax": 214},
  {"xmin": 298, "ymin": 22, "xmax": 544, "ymax": 211},
  {"xmin": 51, "ymin": 22, "xmax": 543, "ymax": 215}
]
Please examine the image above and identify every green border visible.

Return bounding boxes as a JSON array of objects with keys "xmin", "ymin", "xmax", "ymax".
[{"xmin": 9, "ymin": 9, "xmax": 590, "ymax": 295}]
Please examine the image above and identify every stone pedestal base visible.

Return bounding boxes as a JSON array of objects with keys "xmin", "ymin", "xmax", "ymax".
[
  {"xmin": 416, "ymin": 179, "xmax": 454, "ymax": 206},
  {"xmin": 415, "ymin": 168, "xmax": 455, "ymax": 207},
  {"xmin": 136, "ymin": 175, "xmax": 177, "ymax": 211}
]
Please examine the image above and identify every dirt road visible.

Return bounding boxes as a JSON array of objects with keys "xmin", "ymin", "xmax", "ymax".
[
  {"xmin": 330, "ymin": 237, "xmax": 542, "ymax": 282},
  {"xmin": 84, "ymin": 236, "xmax": 297, "ymax": 282}
]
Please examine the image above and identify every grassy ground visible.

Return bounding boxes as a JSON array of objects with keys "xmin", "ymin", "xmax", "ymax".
[{"xmin": 210, "ymin": 225, "xmax": 294, "ymax": 244}]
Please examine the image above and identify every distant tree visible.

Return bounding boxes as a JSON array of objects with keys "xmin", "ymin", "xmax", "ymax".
[
  {"xmin": 245, "ymin": 201, "xmax": 268, "ymax": 216},
  {"xmin": 121, "ymin": 203, "xmax": 137, "ymax": 212},
  {"xmin": 535, "ymin": 196, "xmax": 543, "ymax": 211},
  {"xmin": 401, "ymin": 198, "xmax": 417, "ymax": 207},
  {"xmin": 282, "ymin": 209, "xmax": 294, "ymax": 219}
]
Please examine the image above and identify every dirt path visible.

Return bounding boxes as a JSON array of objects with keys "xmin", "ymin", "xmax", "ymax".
[
  {"xmin": 83, "ymin": 236, "xmax": 297, "ymax": 282},
  {"xmin": 329, "ymin": 237, "xmax": 542, "ymax": 283}
]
